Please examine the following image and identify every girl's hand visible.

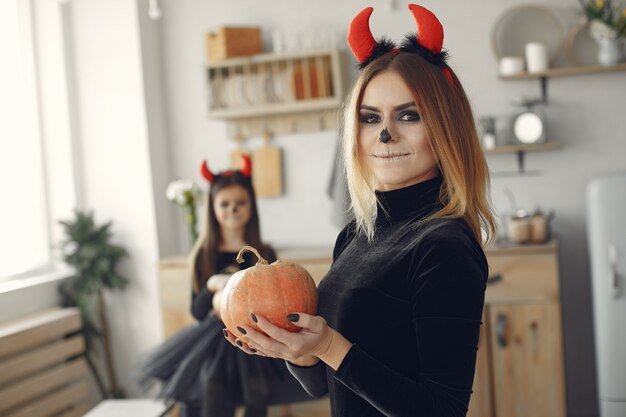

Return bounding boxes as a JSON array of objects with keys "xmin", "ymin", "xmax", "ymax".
[
  {"xmin": 212, "ymin": 290, "xmax": 223, "ymax": 319},
  {"xmin": 206, "ymin": 273, "xmax": 231, "ymax": 293},
  {"xmin": 223, "ymin": 313, "xmax": 352, "ymax": 370}
]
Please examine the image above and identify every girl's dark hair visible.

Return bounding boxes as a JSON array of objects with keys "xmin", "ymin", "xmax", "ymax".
[{"xmin": 188, "ymin": 172, "xmax": 272, "ymax": 293}]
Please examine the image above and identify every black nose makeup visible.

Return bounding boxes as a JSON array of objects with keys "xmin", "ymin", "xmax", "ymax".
[{"xmin": 379, "ymin": 128, "xmax": 392, "ymax": 144}]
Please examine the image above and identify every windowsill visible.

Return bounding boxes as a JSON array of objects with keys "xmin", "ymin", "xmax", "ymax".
[{"xmin": 0, "ymin": 267, "xmax": 75, "ymax": 295}]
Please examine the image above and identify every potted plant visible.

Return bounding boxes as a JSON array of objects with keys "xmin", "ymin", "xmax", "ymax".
[
  {"xmin": 58, "ymin": 210, "xmax": 128, "ymax": 399},
  {"xmin": 578, "ymin": 0, "xmax": 626, "ymax": 65}
]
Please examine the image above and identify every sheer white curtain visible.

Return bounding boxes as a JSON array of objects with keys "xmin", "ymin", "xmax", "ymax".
[{"xmin": 0, "ymin": 0, "xmax": 51, "ymax": 281}]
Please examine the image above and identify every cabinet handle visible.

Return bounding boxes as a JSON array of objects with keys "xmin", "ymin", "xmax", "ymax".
[
  {"xmin": 496, "ymin": 313, "xmax": 508, "ymax": 348},
  {"xmin": 608, "ymin": 244, "xmax": 621, "ymax": 299}
]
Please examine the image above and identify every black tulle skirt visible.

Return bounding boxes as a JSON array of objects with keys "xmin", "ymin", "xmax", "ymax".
[{"xmin": 137, "ymin": 313, "xmax": 313, "ymax": 405}]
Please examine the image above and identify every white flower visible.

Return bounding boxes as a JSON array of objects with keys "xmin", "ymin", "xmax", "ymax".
[
  {"xmin": 166, "ymin": 180, "xmax": 181, "ymax": 201},
  {"xmin": 590, "ymin": 19, "xmax": 619, "ymax": 40},
  {"xmin": 166, "ymin": 179, "xmax": 202, "ymax": 207}
]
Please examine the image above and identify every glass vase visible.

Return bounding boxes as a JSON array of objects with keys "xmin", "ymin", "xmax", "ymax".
[{"xmin": 183, "ymin": 204, "xmax": 198, "ymax": 248}]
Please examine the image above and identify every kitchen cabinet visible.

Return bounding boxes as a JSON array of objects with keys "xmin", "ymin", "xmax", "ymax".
[{"xmin": 469, "ymin": 239, "xmax": 566, "ymax": 417}]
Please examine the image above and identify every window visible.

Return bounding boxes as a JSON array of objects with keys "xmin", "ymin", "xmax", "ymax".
[{"xmin": 0, "ymin": 0, "xmax": 52, "ymax": 281}]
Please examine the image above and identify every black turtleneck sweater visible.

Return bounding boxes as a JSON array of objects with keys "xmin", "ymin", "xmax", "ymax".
[{"xmin": 287, "ymin": 175, "xmax": 488, "ymax": 417}]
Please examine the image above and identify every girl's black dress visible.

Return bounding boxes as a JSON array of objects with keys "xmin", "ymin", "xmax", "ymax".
[
  {"xmin": 287, "ymin": 175, "xmax": 489, "ymax": 417},
  {"xmin": 138, "ymin": 250, "xmax": 312, "ymax": 408}
]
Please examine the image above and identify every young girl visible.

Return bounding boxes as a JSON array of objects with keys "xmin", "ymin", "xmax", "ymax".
[
  {"xmin": 228, "ymin": 4, "xmax": 497, "ymax": 417},
  {"xmin": 139, "ymin": 155, "xmax": 311, "ymax": 417}
]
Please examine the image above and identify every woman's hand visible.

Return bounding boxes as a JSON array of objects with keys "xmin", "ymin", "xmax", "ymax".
[
  {"xmin": 223, "ymin": 313, "xmax": 353, "ymax": 370},
  {"xmin": 206, "ymin": 273, "xmax": 231, "ymax": 293}
]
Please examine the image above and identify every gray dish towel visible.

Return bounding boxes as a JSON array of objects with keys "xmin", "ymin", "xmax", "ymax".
[{"xmin": 327, "ymin": 134, "xmax": 353, "ymax": 228}]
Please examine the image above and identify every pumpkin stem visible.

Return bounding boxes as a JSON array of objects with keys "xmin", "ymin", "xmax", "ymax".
[{"xmin": 236, "ymin": 245, "xmax": 269, "ymax": 266}]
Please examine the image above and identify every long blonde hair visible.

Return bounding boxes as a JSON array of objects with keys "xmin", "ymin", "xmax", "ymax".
[{"xmin": 342, "ymin": 52, "xmax": 496, "ymax": 246}]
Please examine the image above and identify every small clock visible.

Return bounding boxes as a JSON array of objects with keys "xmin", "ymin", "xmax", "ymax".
[{"xmin": 511, "ymin": 109, "xmax": 547, "ymax": 145}]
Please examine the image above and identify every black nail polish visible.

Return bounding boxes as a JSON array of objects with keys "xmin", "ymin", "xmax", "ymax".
[
  {"xmin": 223, "ymin": 329, "xmax": 228, "ymax": 338},
  {"xmin": 250, "ymin": 313, "xmax": 258, "ymax": 323},
  {"xmin": 236, "ymin": 339, "xmax": 243, "ymax": 347},
  {"xmin": 237, "ymin": 326, "xmax": 247, "ymax": 335},
  {"xmin": 286, "ymin": 313, "xmax": 299, "ymax": 322},
  {"xmin": 250, "ymin": 348, "xmax": 257, "ymax": 353}
]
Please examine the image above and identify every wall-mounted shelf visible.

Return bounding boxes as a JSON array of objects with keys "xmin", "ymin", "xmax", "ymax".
[
  {"xmin": 205, "ymin": 48, "xmax": 346, "ymax": 138},
  {"xmin": 498, "ymin": 62, "xmax": 626, "ymax": 104},
  {"xmin": 484, "ymin": 142, "xmax": 562, "ymax": 154},
  {"xmin": 499, "ymin": 62, "xmax": 626, "ymax": 80},
  {"xmin": 485, "ymin": 142, "xmax": 562, "ymax": 177}
]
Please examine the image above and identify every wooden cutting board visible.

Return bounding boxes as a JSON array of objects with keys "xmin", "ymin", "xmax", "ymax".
[{"xmin": 252, "ymin": 131, "xmax": 283, "ymax": 197}]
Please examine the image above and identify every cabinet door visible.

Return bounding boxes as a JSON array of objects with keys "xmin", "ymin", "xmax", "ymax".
[
  {"xmin": 489, "ymin": 302, "xmax": 566, "ymax": 417},
  {"xmin": 159, "ymin": 260, "xmax": 194, "ymax": 337},
  {"xmin": 467, "ymin": 308, "xmax": 494, "ymax": 417}
]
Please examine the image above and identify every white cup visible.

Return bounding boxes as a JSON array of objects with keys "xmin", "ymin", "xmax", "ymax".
[
  {"xmin": 499, "ymin": 56, "xmax": 525, "ymax": 76},
  {"xmin": 525, "ymin": 42, "xmax": 549, "ymax": 73}
]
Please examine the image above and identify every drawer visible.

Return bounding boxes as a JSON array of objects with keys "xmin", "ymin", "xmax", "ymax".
[{"xmin": 485, "ymin": 252, "xmax": 559, "ymax": 303}]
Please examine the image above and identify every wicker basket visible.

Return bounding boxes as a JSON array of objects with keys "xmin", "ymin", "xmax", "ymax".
[{"xmin": 206, "ymin": 26, "xmax": 263, "ymax": 61}]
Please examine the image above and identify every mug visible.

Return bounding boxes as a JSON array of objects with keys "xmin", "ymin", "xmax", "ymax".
[
  {"xmin": 525, "ymin": 42, "xmax": 549, "ymax": 73},
  {"xmin": 499, "ymin": 56, "xmax": 525, "ymax": 76}
]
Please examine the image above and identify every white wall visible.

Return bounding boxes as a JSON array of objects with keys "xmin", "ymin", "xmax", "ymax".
[
  {"xmin": 157, "ymin": 1, "xmax": 626, "ymax": 416},
  {"xmin": 66, "ymin": 0, "xmax": 164, "ymax": 397}
]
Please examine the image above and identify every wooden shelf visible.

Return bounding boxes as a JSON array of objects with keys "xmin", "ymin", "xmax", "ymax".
[
  {"xmin": 484, "ymin": 142, "xmax": 562, "ymax": 154},
  {"xmin": 499, "ymin": 62, "xmax": 626, "ymax": 80},
  {"xmin": 207, "ymin": 97, "xmax": 341, "ymax": 120},
  {"xmin": 486, "ymin": 142, "xmax": 563, "ymax": 176},
  {"xmin": 205, "ymin": 49, "xmax": 346, "ymax": 137},
  {"xmin": 206, "ymin": 48, "xmax": 340, "ymax": 68}
]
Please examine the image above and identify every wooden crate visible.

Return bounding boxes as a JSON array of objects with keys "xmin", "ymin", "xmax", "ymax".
[{"xmin": 206, "ymin": 26, "xmax": 262, "ymax": 61}]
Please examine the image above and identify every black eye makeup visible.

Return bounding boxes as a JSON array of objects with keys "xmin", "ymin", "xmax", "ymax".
[
  {"xmin": 398, "ymin": 110, "xmax": 421, "ymax": 122},
  {"xmin": 359, "ymin": 113, "xmax": 380, "ymax": 124}
]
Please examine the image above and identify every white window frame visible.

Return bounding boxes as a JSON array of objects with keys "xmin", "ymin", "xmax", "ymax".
[{"xmin": 0, "ymin": 0, "xmax": 78, "ymax": 291}]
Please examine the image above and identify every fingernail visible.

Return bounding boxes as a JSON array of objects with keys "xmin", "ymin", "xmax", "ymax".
[
  {"xmin": 223, "ymin": 329, "xmax": 228, "ymax": 338},
  {"xmin": 237, "ymin": 326, "xmax": 247, "ymax": 335},
  {"xmin": 250, "ymin": 348, "xmax": 257, "ymax": 353},
  {"xmin": 251, "ymin": 313, "xmax": 258, "ymax": 323},
  {"xmin": 236, "ymin": 339, "xmax": 243, "ymax": 347},
  {"xmin": 286, "ymin": 313, "xmax": 299, "ymax": 322}
]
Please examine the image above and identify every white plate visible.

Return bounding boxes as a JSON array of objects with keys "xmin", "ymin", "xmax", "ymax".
[
  {"xmin": 491, "ymin": 5, "xmax": 565, "ymax": 64},
  {"xmin": 566, "ymin": 22, "xmax": 599, "ymax": 66}
]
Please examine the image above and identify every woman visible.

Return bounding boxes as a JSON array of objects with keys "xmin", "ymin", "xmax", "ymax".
[
  {"xmin": 138, "ymin": 156, "xmax": 310, "ymax": 417},
  {"xmin": 225, "ymin": 4, "xmax": 496, "ymax": 417}
]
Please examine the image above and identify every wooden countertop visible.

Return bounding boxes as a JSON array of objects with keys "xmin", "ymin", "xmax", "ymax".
[{"xmin": 159, "ymin": 239, "xmax": 558, "ymax": 268}]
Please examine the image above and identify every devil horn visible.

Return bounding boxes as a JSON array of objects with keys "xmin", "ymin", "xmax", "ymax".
[
  {"xmin": 347, "ymin": 7, "xmax": 378, "ymax": 64},
  {"xmin": 408, "ymin": 4, "xmax": 444, "ymax": 54},
  {"xmin": 200, "ymin": 160, "xmax": 214, "ymax": 184},
  {"xmin": 240, "ymin": 154, "xmax": 252, "ymax": 177}
]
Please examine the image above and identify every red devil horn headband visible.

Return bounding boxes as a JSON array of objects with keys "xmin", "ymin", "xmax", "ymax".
[
  {"xmin": 347, "ymin": 4, "xmax": 453, "ymax": 84},
  {"xmin": 200, "ymin": 154, "xmax": 252, "ymax": 185},
  {"xmin": 408, "ymin": 4, "xmax": 443, "ymax": 54},
  {"xmin": 347, "ymin": 7, "xmax": 377, "ymax": 64}
]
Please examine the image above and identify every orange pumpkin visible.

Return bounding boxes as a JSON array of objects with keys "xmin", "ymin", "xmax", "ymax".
[{"xmin": 220, "ymin": 246, "xmax": 318, "ymax": 340}]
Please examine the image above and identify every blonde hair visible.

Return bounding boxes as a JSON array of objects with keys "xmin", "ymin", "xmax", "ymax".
[{"xmin": 341, "ymin": 52, "xmax": 496, "ymax": 246}]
